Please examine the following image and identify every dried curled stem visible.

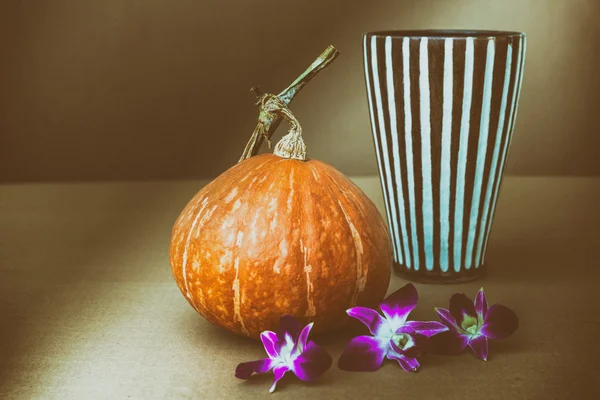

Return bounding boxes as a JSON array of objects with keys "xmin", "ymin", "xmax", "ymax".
[
  {"xmin": 238, "ymin": 45, "xmax": 340, "ymax": 162},
  {"xmin": 273, "ymin": 105, "xmax": 306, "ymax": 161}
]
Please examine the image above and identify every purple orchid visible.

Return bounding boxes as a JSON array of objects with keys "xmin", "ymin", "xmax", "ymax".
[
  {"xmin": 235, "ymin": 315, "xmax": 332, "ymax": 393},
  {"xmin": 431, "ymin": 288, "xmax": 518, "ymax": 361},
  {"xmin": 338, "ymin": 283, "xmax": 448, "ymax": 373}
]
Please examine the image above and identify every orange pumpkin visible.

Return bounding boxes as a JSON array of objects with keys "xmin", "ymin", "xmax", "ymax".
[{"xmin": 170, "ymin": 103, "xmax": 392, "ymax": 338}]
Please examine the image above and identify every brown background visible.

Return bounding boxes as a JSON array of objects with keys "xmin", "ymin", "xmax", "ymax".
[{"xmin": 1, "ymin": 0, "xmax": 599, "ymax": 182}]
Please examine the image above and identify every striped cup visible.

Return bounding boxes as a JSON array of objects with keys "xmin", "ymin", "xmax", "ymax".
[{"xmin": 363, "ymin": 30, "xmax": 526, "ymax": 282}]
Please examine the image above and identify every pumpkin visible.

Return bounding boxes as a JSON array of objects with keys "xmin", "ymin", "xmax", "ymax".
[{"xmin": 170, "ymin": 89, "xmax": 392, "ymax": 339}]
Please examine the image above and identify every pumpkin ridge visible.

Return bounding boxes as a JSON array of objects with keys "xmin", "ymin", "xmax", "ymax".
[
  {"xmin": 317, "ymin": 161, "xmax": 390, "ymax": 255},
  {"xmin": 173, "ymin": 156, "xmax": 274, "ymax": 330},
  {"xmin": 299, "ymin": 164, "xmax": 321, "ymax": 318},
  {"xmin": 313, "ymin": 162, "xmax": 391, "ymax": 306},
  {"xmin": 307, "ymin": 162, "xmax": 321, "ymax": 182},
  {"xmin": 314, "ymin": 161, "xmax": 372, "ymax": 220},
  {"xmin": 302, "ymin": 162, "xmax": 362, "ymax": 309},
  {"xmin": 238, "ymin": 157, "xmax": 273, "ymax": 183},
  {"xmin": 232, "ymin": 231, "xmax": 249, "ymax": 335},
  {"xmin": 234, "ymin": 155, "xmax": 285, "ymax": 334},
  {"xmin": 181, "ymin": 197, "xmax": 210, "ymax": 304},
  {"xmin": 170, "ymin": 176, "xmax": 222, "ymax": 270},
  {"xmin": 190, "ymin": 202, "xmax": 219, "ymax": 309},
  {"xmin": 337, "ymin": 199, "xmax": 367, "ymax": 306},
  {"xmin": 185, "ymin": 161, "xmax": 258, "ymax": 309},
  {"xmin": 229, "ymin": 160, "xmax": 280, "ymax": 335}
]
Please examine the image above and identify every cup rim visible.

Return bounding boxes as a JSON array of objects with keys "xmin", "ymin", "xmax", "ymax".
[{"xmin": 364, "ymin": 29, "xmax": 525, "ymax": 39}]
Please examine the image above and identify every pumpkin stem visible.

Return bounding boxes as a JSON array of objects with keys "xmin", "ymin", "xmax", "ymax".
[
  {"xmin": 272, "ymin": 105, "xmax": 306, "ymax": 160},
  {"xmin": 238, "ymin": 45, "xmax": 340, "ymax": 162}
]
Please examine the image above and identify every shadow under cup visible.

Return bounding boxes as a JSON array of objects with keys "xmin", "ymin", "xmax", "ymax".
[{"xmin": 363, "ymin": 30, "xmax": 526, "ymax": 283}]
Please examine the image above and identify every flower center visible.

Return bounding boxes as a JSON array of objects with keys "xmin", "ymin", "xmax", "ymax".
[
  {"xmin": 278, "ymin": 333, "xmax": 297, "ymax": 366},
  {"xmin": 461, "ymin": 314, "xmax": 479, "ymax": 336},
  {"xmin": 391, "ymin": 333, "xmax": 414, "ymax": 350}
]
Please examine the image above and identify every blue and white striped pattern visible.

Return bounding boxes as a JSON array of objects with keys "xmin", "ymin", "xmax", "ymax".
[{"xmin": 363, "ymin": 32, "xmax": 526, "ymax": 277}]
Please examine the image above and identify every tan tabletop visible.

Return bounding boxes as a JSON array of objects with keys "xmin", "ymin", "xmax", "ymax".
[{"xmin": 1, "ymin": 176, "xmax": 599, "ymax": 399}]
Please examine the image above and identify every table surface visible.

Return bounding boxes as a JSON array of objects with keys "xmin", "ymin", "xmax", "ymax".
[{"xmin": 1, "ymin": 176, "xmax": 599, "ymax": 399}]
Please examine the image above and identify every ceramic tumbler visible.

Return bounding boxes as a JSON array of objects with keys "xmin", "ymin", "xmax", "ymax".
[{"xmin": 363, "ymin": 30, "xmax": 526, "ymax": 282}]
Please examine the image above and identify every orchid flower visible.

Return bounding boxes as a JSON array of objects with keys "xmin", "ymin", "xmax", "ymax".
[
  {"xmin": 338, "ymin": 283, "xmax": 448, "ymax": 372},
  {"xmin": 235, "ymin": 315, "xmax": 332, "ymax": 393},
  {"xmin": 431, "ymin": 288, "xmax": 518, "ymax": 361}
]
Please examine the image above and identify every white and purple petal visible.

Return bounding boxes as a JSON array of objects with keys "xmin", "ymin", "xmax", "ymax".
[
  {"xmin": 468, "ymin": 335, "xmax": 489, "ymax": 361},
  {"xmin": 405, "ymin": 320, "xmax": 449, "ymax": 337},
  {"xmin": 379, "ymin": 283, "xmax": 418, "ymax": 331},
  {"xmin": 291, "ymin": 341, "xmax": 333, "ymax": 382},
  {"xmin": 387, "ymin": 351, "xmax": 420, "ymax": 372},
  {"xmin": 394, "ymin": 325, "xmax": 416, "ymax": 335},
  {"xmin": 338, "ymin": 335, "xmax": 390, "ymax": 372},
  {"xmin": 294, "ymin": 322, "xmax": 314, "ymax": 353},
  {"xmin": 269, "ymin": 364, "xmax": 290, "ymax": 393},
  {"xmin": 235, "ymin": 358, "xmax": 276, "ymax": 379},
  {"xmin": 480, "ymin": 304, "xmax": 519, "ymax": 340},
  {"xmin": 434, "ymin": 307, "xmax": 459, "ymax": 330},
  {"xmin": 474, "ymin": 288, "xmax": 488, "ymax": 321},
  {"xmin": 260, "ymin": 331, "xmax": 280, "ymax": 359},
  {"xmin": 431, "ymin": 331, "xmax": 470, "ymax": 355},
  {"xmin": 347, "ymin": 306, "xmax": 393, "ymax": 338}
]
